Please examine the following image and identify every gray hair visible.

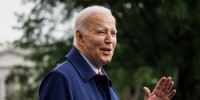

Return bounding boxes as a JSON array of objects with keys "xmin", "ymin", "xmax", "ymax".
[{"xmin": 73, "ymin": 5, "xmax": 113, "ymax": 46}]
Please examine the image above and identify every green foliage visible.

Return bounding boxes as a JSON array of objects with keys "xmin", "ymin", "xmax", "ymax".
[{"xmin": 7, "ymin": 0, "xmax": 200, "ymax": 100}]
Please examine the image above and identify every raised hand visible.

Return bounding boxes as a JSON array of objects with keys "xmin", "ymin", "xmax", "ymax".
[{"xmin": 143, "ymin": 77, "xmax": 176, "ymax": 100}]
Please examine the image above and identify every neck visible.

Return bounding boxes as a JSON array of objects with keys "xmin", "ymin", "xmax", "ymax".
[{"xmin": 75, "ymin": 45, "xmax": 102, "ymax": 69}]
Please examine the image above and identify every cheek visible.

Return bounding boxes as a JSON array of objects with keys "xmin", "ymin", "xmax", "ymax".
[
  {"xmin": 112, "ymin": 38, "xmax": 117, "ymax": 48},
  {"xmin": 86, "ymin": 38, "xmax": 102, "ymax": 51},
  {"xmin": 92, "ymin": 37, "xmax": 105, "ymax": 45}
]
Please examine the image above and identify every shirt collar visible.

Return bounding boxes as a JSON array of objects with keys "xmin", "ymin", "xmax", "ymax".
[
  {"xmin": 66, "ymin": 47, "xmax": 97, "ymax": 81},
  {"xmin": 66, "ymin": 47, "xmax": 108, "ymax": 82},
  {"xmin": 80, "ymin": 53, "xmax": 100, "ymax": 74}
]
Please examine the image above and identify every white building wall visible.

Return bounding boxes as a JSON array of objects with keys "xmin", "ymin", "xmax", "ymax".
[
  {"xmin": 0, "ymin": 68, "xmax": 9, "ymax": 100},
  {"xmin": 0, "ymin": 44, "xmax": 34, "ymax": 100}
]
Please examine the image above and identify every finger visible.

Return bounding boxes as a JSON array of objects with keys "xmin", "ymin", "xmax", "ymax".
[
  {"xmin": 153, "ymin": 77, "xmax": 166, "ymax": 92},
  {"xmin": 162, "ymin": 77, "xmax": 172, "ymax": 94},
  {"xmin": 168, "ymin": 89, "xmax": 176, "ymax": 99},
  {"xmin": 143, "ymin": 87, "xmax": 151, "ymax": 98},
  {"xmin": 166, "ymin": 81, "xmax": 174, "ymax": 94},
  {"xmin": 166, "ymin": 77, "xmax": 172, "ymax": 85},
  {"xmin": 166, "ymin": 77, "xmax": 172, "ymax": 82}
]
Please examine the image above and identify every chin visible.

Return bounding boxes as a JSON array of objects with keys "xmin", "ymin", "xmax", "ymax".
[
  {"xmin": 103, "ymin": 59, "xmax": 112, "ymax": 64},
  {"xmin": 100, "ymin": 56, "xmax": 113, "ymax": 64}
]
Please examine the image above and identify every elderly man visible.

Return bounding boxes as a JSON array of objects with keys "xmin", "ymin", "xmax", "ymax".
[{"xmin": 39, "ymin": 5, "xmax": 176, "ymax": 100}]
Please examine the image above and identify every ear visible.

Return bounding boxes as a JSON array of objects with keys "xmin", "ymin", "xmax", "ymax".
[{"xmin": 76, "ymin": 30, "xmax": 85, "ymax": 46}]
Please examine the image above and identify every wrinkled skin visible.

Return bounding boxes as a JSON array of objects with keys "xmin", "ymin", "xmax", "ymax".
[
  {"xmin": 76, "ymin": 12, "xmax": 117, "ymax": 69},
  {"xmin": 144, "ymin": 77, "xmax": 176, "ymax": 100}
]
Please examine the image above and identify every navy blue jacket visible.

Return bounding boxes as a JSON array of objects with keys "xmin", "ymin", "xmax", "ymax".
[{"xmin": 39, "ymin": 47, "xmax": 119, "ymax": 100}]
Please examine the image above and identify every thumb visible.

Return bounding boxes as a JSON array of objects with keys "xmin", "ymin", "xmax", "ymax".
[{"xmin": 143, "ymin": 87, "xmax": 151, "ymax": 98}]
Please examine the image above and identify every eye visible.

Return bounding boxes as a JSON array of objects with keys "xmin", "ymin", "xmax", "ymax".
[
  {"xmin": 99, "ymin": 31, "xmax": 105, "ymax": 33},
  {"xmin": 111, "ymin": 31, "xmax": 117, "ymax": 36},
  {"xmin": 97, "ymin": 30, "xmax": 106, "ymax": 34}
]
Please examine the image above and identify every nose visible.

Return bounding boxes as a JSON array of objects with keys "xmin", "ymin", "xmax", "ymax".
[{"xmin": 105, "ymin": 33, "xmax": 114, "ymax": 44}]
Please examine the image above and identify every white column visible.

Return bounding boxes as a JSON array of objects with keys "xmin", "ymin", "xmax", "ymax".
[{"xmin": 0, "ymin": 77, "xmax": 6, "ymax": 100}]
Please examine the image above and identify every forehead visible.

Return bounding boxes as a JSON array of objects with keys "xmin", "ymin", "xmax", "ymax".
[{"xmin": 86, "ymin": 12, "xmax": 117, "ymax": 31}]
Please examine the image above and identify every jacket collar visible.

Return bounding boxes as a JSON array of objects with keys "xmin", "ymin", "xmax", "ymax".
[{"xmin": 65, "ymin": 47, "xmax": 97, "ymax": 82}]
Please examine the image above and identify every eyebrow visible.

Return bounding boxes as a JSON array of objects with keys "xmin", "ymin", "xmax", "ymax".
[{"xmin": 96, "ymin": 27, "xmax": 117, "ymax": 32}]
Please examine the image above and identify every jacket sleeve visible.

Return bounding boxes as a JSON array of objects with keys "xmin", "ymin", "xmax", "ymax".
[{"xmin": 39, "ymin": 71, "xmax": 72, "ymax": 100}]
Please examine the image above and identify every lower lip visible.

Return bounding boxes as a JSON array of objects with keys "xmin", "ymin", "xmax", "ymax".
[{"xmin": 102, "ymin": 50, "xmax": 111, "ymax": 55}]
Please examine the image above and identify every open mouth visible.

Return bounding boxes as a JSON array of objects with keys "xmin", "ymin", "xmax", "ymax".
[{"xmin": 101, "ymin": 48, "xmax": 112, "ymax": 55}]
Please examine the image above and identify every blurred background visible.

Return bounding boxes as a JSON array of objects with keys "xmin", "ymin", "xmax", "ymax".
[{"xmin": 0, "ymin": 0, "xmax": 200, "ymax": 100}]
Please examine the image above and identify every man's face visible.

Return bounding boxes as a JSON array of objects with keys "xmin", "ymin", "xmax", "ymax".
[{"xmin": 78, "ymin": 12, "xmax": 117, "ymax": 68}]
